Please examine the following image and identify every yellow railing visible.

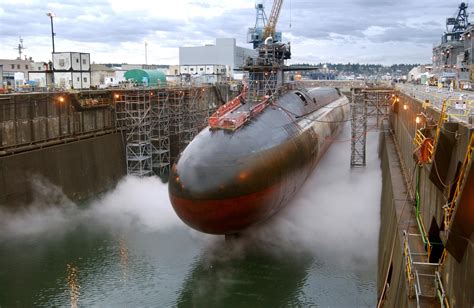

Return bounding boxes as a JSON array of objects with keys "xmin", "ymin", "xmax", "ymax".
[
  {"xmin": 444, "ymin": 133, "xmax": 474, "ymax": 229},
  {"xmin": 413, "ymin": 100, "xmax": 449, "ymax": 164},
  {"xmin": 413, "ymin": 130, "xmax": 426, "ymax": 147},
  {"xmin": 403, "ymin": 233, "xmax": 415, "ymax": 297},
  {"xmin": 439, "ymin": 249, "xmax": 448, "ymax": 266},
  {"xmin": 413, "ymin": 129, "xmax": 435, "ymax": 164}
]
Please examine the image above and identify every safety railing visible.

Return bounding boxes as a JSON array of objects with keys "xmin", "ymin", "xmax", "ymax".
[
  {"xmin": 209, "ymin": 93, "xmax": 271, "ymax": 131},
  {"xmin": 403, "ymin": 231, "xmax": 442, "ymax": 306},
  {"xmin": 413, "ymin": 129, "xmax": 435, "ymax": 164},
  {"xmin": 413, "ymin": 130, "xmax": 427, "ymax": 148},
  {"xmin": 403, "ymin": 231, "xmax": 416, "ymax": 298},
  {"xmin": 416, "ymin": 213, "xmax": 432, "ymax": 262},
  {"xmin": 208, "ymin": 94, "xmax": 244, "ymax": 128},
  {"xmin": 435, "ymin": 271, "xmax": 450, "ymax": 308}
]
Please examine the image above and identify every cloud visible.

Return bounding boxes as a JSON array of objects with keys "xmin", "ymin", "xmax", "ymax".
[{"xmin": 0, "ymin": 0, "xmax": 464, "ymax": 64}]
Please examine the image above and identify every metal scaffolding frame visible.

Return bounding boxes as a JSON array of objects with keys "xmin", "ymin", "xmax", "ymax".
[
  {"xmin": 247, "ymin": 69, "xmax": 279, "ymax": 101},
  {"xmin": 115, "ymin": 91, "xmax": 153, "ymax": 177},
  {"xmin": 364, "ymin": 90, "xmax": 392, "ymax": 126},
  {"xmin": 351, "ymin": 88, "xmax": 367, "ymax": 167},
  {"xmin": 244, "ymin": 42, "xmax": 289, "ymax": 102},
  {"xmin": 114, "ymin": 86, "xmax": 220, "ymax": 177},
  {"xmin": 181, "ymin": 87, "xmax": 202, "ymax": 148},
  {"xmin": 351, "ymin": 88, "xmax": 393, "ymax": 167},
  {"xmin": 150, "ymin": 90, "xmax": 170, "ymax": 177}
]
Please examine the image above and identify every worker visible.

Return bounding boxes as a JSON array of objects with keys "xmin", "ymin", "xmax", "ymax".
[
  {"xmin": 437, "ymin": 81, "xmax": 443, "ymax": 93},
  {"xmin": 449, "ymin": 80, "xmax": 454, "ymax": 92},
  {"xmin": 425, "ymin": 80, "xmax": 430, "ymax": 92}
]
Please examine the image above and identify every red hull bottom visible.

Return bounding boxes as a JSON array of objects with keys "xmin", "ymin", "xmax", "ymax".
[{"xmin": 169, "ymin": 183, "xmax": 281, "ymax": 235}]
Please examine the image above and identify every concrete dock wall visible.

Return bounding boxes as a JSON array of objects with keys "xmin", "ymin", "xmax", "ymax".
[
  {"xmin": 378, "ymin": 91, "xmax": 474, "ymax": 306},
  {"xmin": 0, "ymin": 132, "xmax": 126, "ymax": 207},
  {"xmin": 378, "ymin": 130, "xmax": 409, "ymax": 307},
  {"xmin": 0, "ymin": 92, "xmax": 115, "ymax": 150}
]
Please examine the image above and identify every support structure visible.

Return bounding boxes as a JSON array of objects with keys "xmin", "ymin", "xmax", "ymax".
[
  {"xmin": 364, "ymin": 89, "xmax": 392, "ymax": 126},
  {"xmin": 115, "ymin": 92, "xmax": 153, "ymax": 177},
  {"xmin": 114, "ymin": 86, "xmax": 222, "ymax": 177},
  {"xmin": 168, "ymin": 89, "xmax": 185, "ymax": 162},
  {"xmin": 181, "ymin": 87, "xmax": 201, "ymax": 148},
  {"xmin": 351, "ymin": 88, "xmax": 393, "ymax": 167},
  {"xmin": 150, "ymin": 91, "xmax": 170, "ymax": 178},
  {"xmin": 350, "ymin": 88, "xmax": 367, "ymax": 167}
]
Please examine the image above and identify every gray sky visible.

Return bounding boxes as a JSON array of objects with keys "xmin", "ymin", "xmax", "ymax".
[{"xmin": 0, "ymin": 0, "xmax": 466, "ymax": 65}]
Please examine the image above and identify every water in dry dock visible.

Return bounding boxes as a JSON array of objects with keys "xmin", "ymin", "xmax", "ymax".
[{"xmin": 0, "ymin": 124, "xmax": 381, "ymax": 307}]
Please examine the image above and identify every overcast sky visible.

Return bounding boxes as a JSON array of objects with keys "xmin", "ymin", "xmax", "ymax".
[{"xmin": 0, "ymin": 0, "xmax": 466, "ymax": 65}]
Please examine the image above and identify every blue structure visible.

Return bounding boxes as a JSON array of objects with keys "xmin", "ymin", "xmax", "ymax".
[{"xmin": 247, "ymin": 2, "xmax": 282, "ymax": 49}]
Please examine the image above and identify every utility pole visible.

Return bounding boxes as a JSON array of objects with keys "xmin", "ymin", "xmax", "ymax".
[
  {"xmin": 46, "ymin": 12, "xmax": 56, "ymax": 89},
  {"xmin": 145, "ymin": 41, "xmax": 148, "ymax": 65},
  {"xmin": 46, "ymin": 12, "xmax": 56, "ymax": 53}
]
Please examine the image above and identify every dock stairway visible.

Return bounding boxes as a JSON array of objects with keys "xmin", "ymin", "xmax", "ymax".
[{"xmin": 403, "ymin": 231, "xmax": 444, "ymax": 307}]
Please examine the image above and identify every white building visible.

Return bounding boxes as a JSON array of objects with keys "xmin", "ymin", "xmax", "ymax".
[
  {"xmin": 52, "ymin": 52, "xmax": 91, "ymax": 89},
  {"xmin": 179, "ymin": 38, "xmax": 256, "ymax": 75}
]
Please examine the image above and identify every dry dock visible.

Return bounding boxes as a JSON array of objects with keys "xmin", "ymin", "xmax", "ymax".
[{"xmin": 0, "ymin": 82, "xmax": 473, "ymax": 307}]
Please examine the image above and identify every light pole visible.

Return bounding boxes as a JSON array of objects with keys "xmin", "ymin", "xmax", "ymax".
[
  {"xmin": 46, "ymin": 12, "xmax": 56, "ymax": 53},
  {"xmin": 145, "ymin": 41, "xmax": 148, "ymax": 65}
]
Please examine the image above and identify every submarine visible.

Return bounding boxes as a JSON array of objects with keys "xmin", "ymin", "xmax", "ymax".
[{"xmin": 169, "ymin": 42, "xmax": 349, "ymax": 235}]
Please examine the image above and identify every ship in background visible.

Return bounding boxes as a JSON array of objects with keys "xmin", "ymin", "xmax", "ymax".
[{"xmin": 168, "ymin": 0, "xmax": 350, "ymax": 234}]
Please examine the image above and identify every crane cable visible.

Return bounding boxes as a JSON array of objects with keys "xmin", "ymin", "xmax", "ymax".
[{"xmin": 271, "ymin": 101, "xmax": 385, "ymax": 143}]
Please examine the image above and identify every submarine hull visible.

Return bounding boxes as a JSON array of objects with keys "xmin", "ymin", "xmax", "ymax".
[{"xmin": 169, "ymin": 88, "xmax": 349, "ymax": 234}]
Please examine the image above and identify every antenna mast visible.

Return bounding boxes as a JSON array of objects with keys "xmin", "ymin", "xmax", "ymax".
[{"xmin": 16, "ymin": 37, "xmax": 27, "ymax": 59}]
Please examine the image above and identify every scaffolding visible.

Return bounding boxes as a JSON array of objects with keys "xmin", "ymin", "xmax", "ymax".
[
  {"xmin": 351, "ymin": 88, "xmax": 393, "ymax": 167},
  {"xmin": 115, "ymin": 86, "xmax": 218, "ymax": 176},
  {"xmin": 351, "ymin": 88, "xmax": 367, "ymax": 167},
  {"xmin": 181, "ymin": 87, "xmax": 202, "ymax": 148},
  {"xmin": 150, "ymin": 91, "xmax": 170, "ymax": 177},
  {"xmin": 244, "ymin": 42, "xmax": 289, "ymax": 101},
  {"xmin": 115, "ymin": 92, "xmax": 153, "ymax": 177},
  {"xmin": 364, "ymin": 89, "xmax": 392, "ymax": 126}
]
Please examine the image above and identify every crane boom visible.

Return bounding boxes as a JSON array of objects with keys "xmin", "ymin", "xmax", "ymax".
[{"xmin": 263, "ymin": 0, "xmax": 284, "ymax": 40}]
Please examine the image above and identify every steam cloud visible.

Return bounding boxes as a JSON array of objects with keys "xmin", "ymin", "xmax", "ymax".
[
  {"xmin": 0, "ymin": 123, "xmax": 382, "ymax": 270},
  {"xmin": 0, "ymin": 176, "xmax": 181, "ymax": 243},
  {"xmin": 241, "ymin": 122, "xmax": 382, "ymax": 268}
]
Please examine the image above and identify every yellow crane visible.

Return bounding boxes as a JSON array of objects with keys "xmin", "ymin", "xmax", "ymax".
[{"xmin": 263, "ymin": 0, "xmax": 284, "ymax": 42}]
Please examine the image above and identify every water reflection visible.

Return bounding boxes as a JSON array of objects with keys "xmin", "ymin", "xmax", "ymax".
[
  {"xmin": 66, "ymin": 263, "xmax": 80, "ymax": 308},
  {"xmin": 176, "ymin": 237, "xmax": 314, "ymax": 307},
  {"xmin": 118, "ymin": 236, "xmax": 129, "ymax": 282}
]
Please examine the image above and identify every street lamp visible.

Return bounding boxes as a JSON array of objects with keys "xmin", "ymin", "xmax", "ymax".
[{"xmin": 46, "ymin": 12, "xmax": 56, "ymax": 53}]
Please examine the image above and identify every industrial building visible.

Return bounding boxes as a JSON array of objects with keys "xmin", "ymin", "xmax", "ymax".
[
  {"xmin": 179, "ymin": 38, "xmax": 256, "ymax": 75},
  {"xmin": 0, "ymin": 58, "xmax": 34, "ymax": 86}
]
